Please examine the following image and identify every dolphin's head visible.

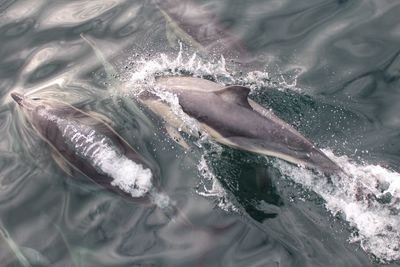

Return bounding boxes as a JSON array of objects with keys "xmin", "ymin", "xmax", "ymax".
[
  {"xmin": 10, "ymin": 92, "xmax": 67, "ymax": 136},
  {"xmin": 11, "ymin": 92, "xmax": 47, "ymax": 112},
  {"xmin": 10, "ymin": 92, "xmax": 62, "ymax": 115}
]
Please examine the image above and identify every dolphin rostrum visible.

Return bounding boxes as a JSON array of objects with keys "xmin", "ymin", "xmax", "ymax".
[
  {"xmin": 138, "ymin": 77, "xmax": 341, "ymax": 174},
  {"xmin": 10, "ymin": 92, "xmax": 159, "ymax": 201}
]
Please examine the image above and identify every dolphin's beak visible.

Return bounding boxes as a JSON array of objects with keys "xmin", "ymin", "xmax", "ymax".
[{"xmin": 10, "ymin": 92, "xmax": 24, "ymax": 106}]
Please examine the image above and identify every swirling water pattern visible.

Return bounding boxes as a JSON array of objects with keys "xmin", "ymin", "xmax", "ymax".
[{"xmin": 0, "ymin": 0, "xmax": 399, "ymax": 266}]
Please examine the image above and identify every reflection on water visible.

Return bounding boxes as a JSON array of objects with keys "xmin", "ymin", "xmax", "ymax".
[{"xmin": 0, "ymin": 0, "xmax": 400, "ymax": 266}]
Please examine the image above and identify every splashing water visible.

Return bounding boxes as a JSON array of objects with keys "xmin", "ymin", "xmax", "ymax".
[
  {"xmin": 196, "ymin": 156, "xmax": 239, "ymax": 213},
  {"xmin": 97, "ymin": 147, "xmax": 153, "ymax": 198},
  {"xmin": 276, "ymin": 150, "xmax": 400, "ymax": 262},
  {"xmin": 124, "ymin": 43, "xmax": 235, "ymax": 87}
]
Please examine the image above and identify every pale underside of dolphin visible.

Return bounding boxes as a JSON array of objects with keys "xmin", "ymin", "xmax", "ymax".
[{"xmin": 139, "ymin": 76, "xmax": 341, "ymax": 174}]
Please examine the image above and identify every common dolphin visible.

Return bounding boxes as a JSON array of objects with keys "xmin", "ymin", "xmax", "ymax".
[
  {"xmin": 138, "ymin": 77, "xmax": 341, "ymax": 174},
  {"xmin": 10, "ymin": 92, "xmax": 156, "ymax": 201},
  {"xmin": 153, "ymin": 0, "xmax": 251, "ymax": 64}
]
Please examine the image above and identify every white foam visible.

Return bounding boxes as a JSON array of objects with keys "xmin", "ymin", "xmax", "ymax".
[
  {"xmin": 196, "ymin": 156, "xmax": 239, "ymax": 213},
  {"xmin": 96, "ymin": 147, "xmax": 153, "ymax": 198},
  {"xmin": 276, "ymin": 150, "xmax": 400, "ymax": 262},
  {"xmin": 40, "ymin": 109, "xmax": 154, "ymax": 198},
  {"xmin": 150, "ymin": 191, "xmax": 173, "ymax": 209},
  {"xmin": 122, "ymin": 43, "xmax": 238, "ymax": 94}
]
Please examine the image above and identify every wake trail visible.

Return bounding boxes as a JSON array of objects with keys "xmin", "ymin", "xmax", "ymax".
[{"xmin": 277, "ymin": 150, "xmax": 400, "ymax": 262}]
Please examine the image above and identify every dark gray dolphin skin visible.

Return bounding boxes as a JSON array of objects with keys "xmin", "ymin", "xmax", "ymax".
[
  {"xmin": 153, "ymin": 0, "xmax": 251, "ymax": 63},
  {"xmin": 139, "ymin": 77, "xmax": 341, "ymax": 174},
  {"xmin": 10, "ymin": 92, "xmax": 156, "ymax": 201}
]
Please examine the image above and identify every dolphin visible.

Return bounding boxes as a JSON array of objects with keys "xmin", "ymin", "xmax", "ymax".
[
  {"xmin": 10, "ymin": 92, "xmax": 156, "ymax": 201},
  {"xmin": 153, "ymin": 0, "xmax": 251, "ymax": 64},
  {"xmin": 138, "ymin": 76, "xmax": 341, "ymax": 174}
]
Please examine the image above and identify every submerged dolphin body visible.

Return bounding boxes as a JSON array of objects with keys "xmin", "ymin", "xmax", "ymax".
[
  {"xmin": 153, "ymin": 0, "xmax": 251, "ymax": 64},
  {"xmin": 10, "ymin": 92, "xmax": 156, "ymax": 200},
  {"xmin": 139, "ymin": 77, "xmax": 341, "ymax": 174}
]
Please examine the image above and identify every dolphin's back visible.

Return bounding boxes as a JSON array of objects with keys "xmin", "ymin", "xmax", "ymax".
[
  {"xmin": 173, "ymin": 84, "xmax": 341, "ymax": 173},
  {"xmin": 156, "ymin": 77, "xmax": 309, "ymax": 140},
  {"xmin": 178, "ymin": 90, "xmax": 308, "ymax": 148}
]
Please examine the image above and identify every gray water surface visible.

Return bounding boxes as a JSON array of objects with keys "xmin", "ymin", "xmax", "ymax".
[{"xmin": 0, "ymin": 1, "xmax": 399, "ymax": 266}]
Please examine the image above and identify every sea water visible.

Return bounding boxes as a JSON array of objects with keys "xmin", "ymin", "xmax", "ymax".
[{"xmin": 1, "ymin": 1, "xmax": 400, "ymax": 266}]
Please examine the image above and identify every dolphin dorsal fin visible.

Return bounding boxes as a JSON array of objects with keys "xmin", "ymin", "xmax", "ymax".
[{"xmin": 215, "ymin": 85, "xmax": 251, "ymax": 108}]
